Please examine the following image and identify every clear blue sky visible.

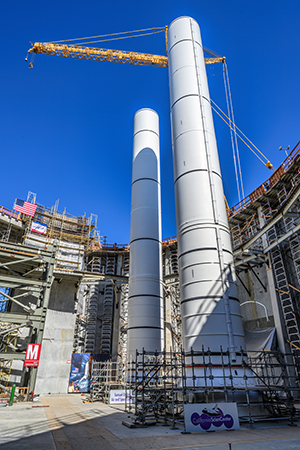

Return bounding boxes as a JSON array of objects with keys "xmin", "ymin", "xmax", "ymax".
[{"xmin": 2, "ymin": 1, "xmax": 300, "ymax": 244}]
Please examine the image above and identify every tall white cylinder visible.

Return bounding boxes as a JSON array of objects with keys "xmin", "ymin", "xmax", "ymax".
[
  {"xmin": 168, "ymin": 17, "xmax": 245, "ymax": 355},
  {"xmin": 127, "ymin": 109, "xmax": 164, "ymax": 360}
]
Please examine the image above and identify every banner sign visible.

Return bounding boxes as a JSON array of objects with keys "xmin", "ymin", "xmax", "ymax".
[
  {"xmin": 184, "ymin": 403, "xmax": 239, "ymax": 432},
  {"xmin": 109, "ymin": 389, "xmax": 135, "ymax": 404},
  {"xmin": 68, "ymin": 353, "xmax": 109, "ymax": 393},
  {"xmin": 31, "ymin": 222, "xmax": 47, "ymax": 235},
  {"xmin": 24, "ymin": 343, "xmax": 42, "ymax": 367}
]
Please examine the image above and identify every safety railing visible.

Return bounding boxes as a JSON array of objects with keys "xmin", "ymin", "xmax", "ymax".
[{"xmin": 228, "ymin": 140, "xmax": 300, "ymax": 218}]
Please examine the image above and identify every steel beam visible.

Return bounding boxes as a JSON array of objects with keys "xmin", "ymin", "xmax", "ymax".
[
  {"xmin": 0, "ymin": 352, "xmax": 25, "ymax": 361},
  {"xmin": 0, "ymin": 312, "xmax": 42, "ymax": 328},
  {"xmin": 233, "ymin": 183, "xmax": 300, "ymax": 256},
  {"xmin": 263, "ymin": 222, "xmax": 300, "ymax": 254},
  {"xmin": 0, "ymin": 274, "xmax": 45, "ymax": 287}
]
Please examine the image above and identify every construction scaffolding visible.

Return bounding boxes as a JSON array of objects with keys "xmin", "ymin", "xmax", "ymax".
[
  {"xmin": 0, "ymin": 240, "xmax": 56, "ymax": 393},
  {"xmin": 0, "ymin": 195, "xmax": 98, "ymax": 273},
  {"xmin": 0, "ymin": 206, "xmax": 24, "ymax": 244},
  {"xmin": 0, "ymin": 195, "xmax": 102, "ymax": 394},
  {"xmin": 80, "ymin": 247, "xmax": 130, "ymax": 356},
  {"xmin": 229, "ymin": 141, "xmax": 300, "ymax": 350},
  {"xmin": 88, "ymin": 360, "xmax": 125, "ymax": 403},
  {"xmin": 25, "ymin": 203, "xmax": 97, "ymax": 271},
  {"xmin": 75, "ymin": 240, "xmax": 182, "ymax": 374},
  {"xmin": 123, "ymin": 348, "xmax": 300, "ymax": 428},
  {"xmin": 118, "ymin": 255, "xmax": 129, "ymax": 363},
  {"xmin": 162, "ymin": 240, "xmax": 182, "ymax": 352}
]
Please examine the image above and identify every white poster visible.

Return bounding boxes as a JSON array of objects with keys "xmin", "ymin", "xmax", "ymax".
[
  {"xmin": 184, "ymin": 403, "xmax": 239, "ymax": 432},
  {"xmin": 109, "ymin": 389, "xmax": 134, "ymax": 404}
]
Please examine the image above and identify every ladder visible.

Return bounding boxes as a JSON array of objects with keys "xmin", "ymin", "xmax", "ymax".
[
  {"xmin": 101, "ymin": 255, "xmax": 116, "ymax": 354},
  {"xmin": 118, "ymin": 256, "xmax": 129, "ymax": 364},
  {"xmin": 84, "ymin": 258, "xmax": 101, "ymax": 352},
  {"xmin": 267, "ymin": 224, "xmax": 300, "ymax": 347},
  {"xmin": 283, "ymin": 213, "xmax": 300, "ymax": 288}
]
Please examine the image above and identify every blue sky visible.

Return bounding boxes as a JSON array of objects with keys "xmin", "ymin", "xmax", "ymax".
[{"xmin": 2, "ymin": 1, "xmax": 300, "ymax": 244}]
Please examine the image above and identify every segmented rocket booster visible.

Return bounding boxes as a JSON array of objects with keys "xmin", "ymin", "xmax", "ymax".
[
  {"xmin": 168, "ymin": 17, "xmax": 245, "ymax": 354},
  {"xmin": 127, "ymin": 109, "xmax": 164, "ymax": 360}
]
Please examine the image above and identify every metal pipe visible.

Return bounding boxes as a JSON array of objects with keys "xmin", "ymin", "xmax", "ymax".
[{"xmin": 240, "ymin": 301, "xmax": 270, "ymax": 322}]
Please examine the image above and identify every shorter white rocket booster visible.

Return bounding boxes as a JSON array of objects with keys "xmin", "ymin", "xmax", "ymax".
[{"xmin": 127, "ymin": 109, "xmax": 164, "ymax": 361}]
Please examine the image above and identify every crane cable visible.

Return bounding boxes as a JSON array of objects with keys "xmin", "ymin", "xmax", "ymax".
[
  {"xmin": 207, "ymin": 94, "xmax": 273, "ymax": 170},
  {"xmin": 47, "ymin": 27, "xmax": 166, "ymax": 47},
  {"xmin": 223, "ymin": 62, "xmax": 244, "ymax": 202},
  {"xmin": 32, "ymin": 27, "xmax": 272, "ymax": 174}
]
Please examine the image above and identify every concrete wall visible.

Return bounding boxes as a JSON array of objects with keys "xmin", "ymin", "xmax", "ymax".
[{"xmin": 34, "ymin": 279, "xmax": 77, "ymax": 394}]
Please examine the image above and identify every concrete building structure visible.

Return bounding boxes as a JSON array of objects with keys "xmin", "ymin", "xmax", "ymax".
[
  {"xmin": 1, "ymin": 138, "xmax": 300, "ymax": 395},
  {"xmin": 0, "ymin": 202, "xmax": 96, "ymax": 394},
  {"xmin": 229, "ymin": 140, "xmax": 300, "ymax": 355}
]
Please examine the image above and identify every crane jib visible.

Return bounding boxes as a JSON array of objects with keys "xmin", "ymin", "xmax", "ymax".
[{"xmin": 27, "ymin": 42, "xmax": 225, "ymax": 68}]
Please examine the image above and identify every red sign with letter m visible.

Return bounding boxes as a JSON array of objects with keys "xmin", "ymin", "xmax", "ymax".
[{"xmin": 24, "ymin": 344, "xmax": 41, "ymax": 367}]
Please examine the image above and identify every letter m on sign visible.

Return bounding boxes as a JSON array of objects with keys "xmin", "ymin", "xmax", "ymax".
[{"xmin": 24, "ymin": 344, "xmax": 42, "ymax": 367}]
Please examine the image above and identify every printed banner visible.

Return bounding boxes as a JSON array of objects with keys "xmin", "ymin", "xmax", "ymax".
[
  {"xmin": 31, "ymin": 221, "xmax": 47, "ymax": 235},
  {"xmin": 68, "ymin": 353, "xmax": 109, "ymax": 393},
  {"xmin": 109, "ymin": 389, "xmax": 135, "ymax": 404},
  {"xmin": 184, "ymin": 403, "xmax": 239, "ymax": 432}
]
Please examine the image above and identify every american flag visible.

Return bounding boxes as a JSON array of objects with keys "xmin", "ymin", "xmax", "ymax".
[{"xmin": 14, "ymin": 199, "xmax": 37, "ymax": 217}]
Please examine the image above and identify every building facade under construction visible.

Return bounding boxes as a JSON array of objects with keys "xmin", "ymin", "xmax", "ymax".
[{"xmin": 0, "ymin": 138, "xmax": 300, "ymax": 423}]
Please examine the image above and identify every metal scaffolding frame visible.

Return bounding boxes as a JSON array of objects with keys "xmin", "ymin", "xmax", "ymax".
[
  {"xmin": 81, "ymin": 248, "xmax": 129, "ymax": 356},
  {"xmin": 78, "ymin": 242, "xmax": 182, "ymax": 368},
  {"xmin": 123, "ymin": 348, "xmax": 300, "ymax": 429},
  {"xmin": 229, "ymin": 142, "xmax": 300, "ymax": 350},
  {"xmin": 0, "ymin": 206, "xmax": 24, "ymax": 244},
  {"xmin": 163, "ymin": 243, "xmax": 182, "ymax": 353},
  {"xmin": 88, "ymin": 360, "xmax": 125, "ymax": 403},
  {"xmin": 0, "ymin": 240, "xmax": 56, "ymax": 392},
  {"xmin": 118, "ymin": 255, "xmax": 129, "ymax": 364}
]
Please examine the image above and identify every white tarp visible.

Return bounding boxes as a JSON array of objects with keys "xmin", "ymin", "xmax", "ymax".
[{"xmin": 244, "ymin": 327, "xmax": 276, "ymax": 357}]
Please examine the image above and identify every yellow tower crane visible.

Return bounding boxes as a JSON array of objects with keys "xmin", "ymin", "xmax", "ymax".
[
  {"xmin": 26, "ymin": 41, "xmax": 225, "ymax": 68},
  {"xmin": 25, "ymin": 26, "xmax": 225, "ymax": 68},
  {"xmin": 25, "ymin": 27, "xmax": 272, "ymax": 174}
]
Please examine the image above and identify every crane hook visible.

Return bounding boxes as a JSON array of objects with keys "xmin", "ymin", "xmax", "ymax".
[{"xmin": 27, "ymin": 53, "xmax": 35, "ymax": 69}]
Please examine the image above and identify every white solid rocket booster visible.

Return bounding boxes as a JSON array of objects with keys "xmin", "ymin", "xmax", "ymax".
[
  {"xmin": 127, "ymin": 109, "xmax": 164, "ymax": 360},
  {"xmin": 168, "ymin": 17, "xmax": 245, "ymax": 355}
]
